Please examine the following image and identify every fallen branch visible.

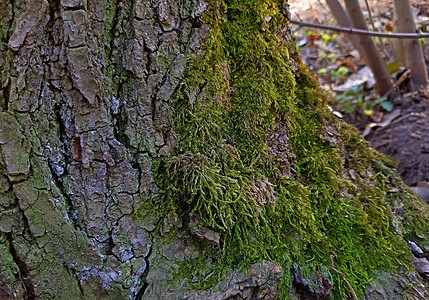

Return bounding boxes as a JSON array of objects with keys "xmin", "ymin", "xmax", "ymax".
[
  {"xmin": 384, "ymin": 69, "xmax": 411, "ymax": 97},
  {"xmin": 290, "ymin": 19, "xmax": 429, "ymax": 39},
  {"xmin": 330, "ymin": 254, "xmax": 358, "ymax": 300}
]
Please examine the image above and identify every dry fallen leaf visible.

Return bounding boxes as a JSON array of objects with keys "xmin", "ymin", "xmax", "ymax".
[{"xmin": 335, "ymin": 66, "xmax": 376, "ymax": 92}]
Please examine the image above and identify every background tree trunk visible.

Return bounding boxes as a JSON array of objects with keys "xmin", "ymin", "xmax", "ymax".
[
  {"xmin": 345, "ymin": 0, "xmax": 392, "ymax": 95},
  {"xmin": 325, "ymin": 0, "xmax": 368, "ymax": 64},
  {"xmin": 393, "ymin": 0, "xmax": 428, "ymax": 90},
  {"xmin": 392, "ymin": 9, "xmax": 408, "ymax": 69},
  {"xmin": 0, "ymin": 1, "xmax": 428, "ymax": 299},
  {"xmin": 343, "ymin": 0, "xmax": 392, "ymax": 95}
]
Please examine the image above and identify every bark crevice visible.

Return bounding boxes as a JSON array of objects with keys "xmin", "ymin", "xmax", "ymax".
[
  {"xmin": 5, "ymin": 233, "xmax": 35, "ymax": 300},
  {"xmin": 135, "ymin": 235, "xmax": 153, "ymax": 300},
  {"xmin": 108, "ymin": 0, "xmax": 121, "ymax": 62},
  {"xmin": 2, "ymin": 77, "xmax": 11, "ymax": 112},
  {"xmin": 48, "ymin": 159, "xmax": 80, "ymax": 229},
  {"xmin": 66, "ymin": 264, "xmax": 85, "ymax": 297},
  {"xmin": 5, "ymin": 0, "xmax": 16, "ymax": 43}
]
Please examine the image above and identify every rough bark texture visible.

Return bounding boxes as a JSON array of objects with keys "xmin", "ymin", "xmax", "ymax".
[
  {"xmin": 0, "ymin": 0, "xmax": 198, "ymax": 298},
  {"xmin": 0, "ymin": 0, "xmax": 428, "ymax": 299}
]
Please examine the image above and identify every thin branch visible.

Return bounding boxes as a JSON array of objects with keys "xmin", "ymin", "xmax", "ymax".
[
  {"xmin": 384, "ymin": 69, "xmax": 410, "ymax": 97},
  {"xmin": 330, "ymin": 254, "xmax": 358, "ymax": 300},
  {"xmin": 363, "ymin": 0, "xmax": 376, "ymax": 32},
  {"xmin": 290, "ymin": 19, "xmax": 429, "ymax": 39},
  {"xmin": 363, "ymin": 0, "xmax": 386, "ymax": 55}
]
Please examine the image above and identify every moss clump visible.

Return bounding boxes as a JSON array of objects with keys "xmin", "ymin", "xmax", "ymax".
[{"xmin": 149, "ymin": 0, "xmax": 429, "ymax": 298}]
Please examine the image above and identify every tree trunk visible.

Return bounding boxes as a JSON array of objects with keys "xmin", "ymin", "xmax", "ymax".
[
  {"xmin": 393, "ymin": 0, "xmax": 428, "ymax": 90},
  {"xmin": 0, "ymin": 1, "xmax": 428, "ymax": 299},
  {"xmin": 343, "ymin": 0, "xmax": 392, "ymax": 96},
  {"xmin": 392, "ymin": 9, "xmax": 408, "ymax": 69},
  {"xmin": 325, "ymin": 0, "xmax": 368, "ymax": 64}
]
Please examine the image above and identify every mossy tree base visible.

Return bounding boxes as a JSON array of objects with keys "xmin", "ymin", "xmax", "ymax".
[{"xmin": 147, "ymin": 0, "xmax": 429, "ymax": 298}]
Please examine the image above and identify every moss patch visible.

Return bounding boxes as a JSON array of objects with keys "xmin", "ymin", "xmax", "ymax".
[{"xmin": 148, "ymin": 0, "xmax": 429, "ymax": 298}]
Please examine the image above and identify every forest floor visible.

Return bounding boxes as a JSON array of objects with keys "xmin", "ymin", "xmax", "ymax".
[{"xmin": 289, "ymin": 0, "xmax": 429, "ymax": 192}]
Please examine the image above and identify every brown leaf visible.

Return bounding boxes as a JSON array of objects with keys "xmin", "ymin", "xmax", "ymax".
[
  {"xmin": 339, "ymin": 61, "xmax": 358, "ymax": 73},
  {"xmin": 308, "ymin": 34, "xmax": 321, "ymax": 46},
  {"xmin": 385, "ymin": 20, "xmax": 393, "ymax": 32}
]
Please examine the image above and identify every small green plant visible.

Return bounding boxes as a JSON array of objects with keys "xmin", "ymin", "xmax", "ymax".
[
  {"xmin": 331, "ymin": 66, "xmax": 349, "ymax": 82},
  {"xmin": 317, "ymin": 68, "xmax": 327, "ymax": 74},
  {"xmin": 372, "ymin": 95, "xmax": 393, "ymax": 112},
  {"xmin": 322, "ymin": 33, "xmax": 338, "ymax": 43},
  {"xmin": 329, "ymin": 53, "xmax": 336, "ymax": 61},
  {"xmin": 332, "ymin": 66, "xmax": 349, "ymax": 77},
  {"xmin": 335, "ymin": 85, "xmax": 393, "ymax": 116}
]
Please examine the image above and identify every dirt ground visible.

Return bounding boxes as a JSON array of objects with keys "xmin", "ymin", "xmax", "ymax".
[
  {"xmin": 289, "ymin": 0, "xmax": 429, "ymax": 192},
  {"xmin": 367, "ymin": 92, "xmax": 429, "ymax": 186}
]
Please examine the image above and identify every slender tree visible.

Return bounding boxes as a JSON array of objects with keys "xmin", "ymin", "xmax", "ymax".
[
  {"xmin": 343, "ymin": 0, "xmax": 392, "ymax": 95},
  {"xmin": 393, "ymin": 0, "xmax": 428, "ymax": 90},
  {"xmin": 392, "ymin": 8, "xmax": 408, "ymax": 68},
  {"xmin": 325, "ymin": 0, "xmax": 368, "ymax": 63}
]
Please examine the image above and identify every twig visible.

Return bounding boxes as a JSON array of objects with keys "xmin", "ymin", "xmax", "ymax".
[
  {"xmin": 383, "ymin": 69, "xmax": 410, "ymax": 97},
  {"xmin": 363, "ymin": 0, "xmax": 386, "ymax": 56},
  {"xmin": 330, "ymin": 254, "xmax": 358, "ymax": 300},
  {"xmin": 388, "ymin": 112, "xmax": 427, "ymax": 126},
  {"xmin": 290, "ymin": 19, "xmax": 429, "ymax": 39},
  {"xmin": 305, "ymin": 256, "xmax": 315, "ymax": 263}
]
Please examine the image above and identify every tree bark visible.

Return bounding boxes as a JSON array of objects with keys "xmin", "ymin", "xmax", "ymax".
[
  {"xmin": 393, "ymin": 0, "xmax": 428, "ymax": 90},
  {"xmin": 392, "ymin": 8, "xmax": 408, "ymax": 68},
  {"xmin": 0, "ymin": 1, "xmax": 428, "ymax": 299},
  {"xmin": 325, "ymin": 0, "xmax": 368, "ymax": 63}
]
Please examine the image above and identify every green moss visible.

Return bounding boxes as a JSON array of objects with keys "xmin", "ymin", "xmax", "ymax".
[
  {"xmin": 147, "ymin": 0, "xmax": 429, "ymax": 298},
  {"xmin": 0, "ymin": 22, "xmax": 5, "ymax": 48},
  {"xmin": 0, "ymin": 234, "xmax": 19, "ymax": 284}
]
